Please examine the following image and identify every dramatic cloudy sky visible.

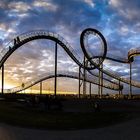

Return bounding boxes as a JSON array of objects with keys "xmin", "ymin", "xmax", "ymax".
[{"xmin": 0, "ymin": 0, "xmax": 140, "ymax": 94}]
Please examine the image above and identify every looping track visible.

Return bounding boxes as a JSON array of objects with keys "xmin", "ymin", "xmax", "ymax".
[
  {"xmin": 80, "ymin": 28, "xmax": 107, "ymax": 69},
  {"xmin": 80, "ymin": 28, "xmax": 140, "ymax": 88},
  {"xmin": 1, "ymin": 28, "xmax": 140, "ymax": 93}
]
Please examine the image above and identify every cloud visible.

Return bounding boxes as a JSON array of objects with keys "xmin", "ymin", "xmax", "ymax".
[
  {"xmin": 33, "ymin": 0, "xmax": 58, "ymax": 12},
  {"xmin": 8, "ymin": 1, "xmax": 31, "ymax": 12},
  {"xmin": 0, "ymin": 0, "xmax": 140, "ymax": 94},
  {"xmin": 109, "ymin": 0, "xmax": 140, "ymax": 22},
  {"xmin": 83, "ymin": 0, "xmax": 95, "ymax": 7}
]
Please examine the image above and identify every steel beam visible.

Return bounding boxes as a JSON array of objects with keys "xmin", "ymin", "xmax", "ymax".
[
  {"xmin": 40, "ymin": 81, "xmax": 42, "ymax": 95},
  {"xmin": 89, "ymin": 82, "xmax": 91, "ymax": 99},
  {"xmin": 98, "ymin": 59, "xmax": 101, "ymax": 97},
  {"xmin": 119, "ymin": 80, "xmax": 121, "ymax": 96},
  {"xmin": 78, "ymin": 66, "xmax": 81, "ymax": 98},
  {"xmin": 1, "ymin": 65, "xmax": 4, "ymax": 95},
  {"xmin": 129, "ymin": 62, "xmax": 132, "ymax": 99},
  {"xmin": 100, "ymin": 62, "xmax": 103, "ymax": 98},
  {"xmin": 83, "ymin": 56, "xmax": 86, "ymax": 96},
  {"xmin": 54, "ymin": 42, "xmax": 58, "ymax": 97}
]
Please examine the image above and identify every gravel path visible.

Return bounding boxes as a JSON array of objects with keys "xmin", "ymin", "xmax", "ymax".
[{"xmin": 0, "ymin": 116, "xmax": 140, "ymax": 140}]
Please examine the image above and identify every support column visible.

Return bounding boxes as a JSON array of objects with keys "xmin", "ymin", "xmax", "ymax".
[
  {"xmin": 89, "ymin": 82, "xmax": 91, "ymax": 99},
  {"xmin": 98, "ymin": 70, "xmax": 100, "ymax": 97},
  {"xmin": 54, "ymin": 42, "xmax": 57, "ymax": 97},
  {"xmin": 119, "ymin": 80, "xmax": 121, "ymax": 97},
  {"xmin": 83, "ymin": 56, "xmax": 86, "ymax": 96},
  {"xmin": 100, "ymin": 62, "xmax": 103, "ymax": 98},
  {"xmin": 1, "ymin": 65, "xmax": 4, "ymax": 95},
  {"xmin": 78, "ymin": 66, "xmax": 81, "ymax": 98},
  {"xmin": 129, "ymin": 62, "xmax": 132, "ymax": 99},
  {"xmin": 98, "ymin": 59, "xmax": 101, "ymax": 98},
  {"xmin": 40, "ymin": 82, "xmax": 42, "ymax": 95}
]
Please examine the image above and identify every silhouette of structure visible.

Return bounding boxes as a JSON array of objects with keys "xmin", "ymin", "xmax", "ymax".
[
  {"xmin": 0, "ymin": 28, "xmax": 140, "ymax": 98},
  {"xmin": 4, "ymin": 71, "xmax": 121, "ymax": 94}
]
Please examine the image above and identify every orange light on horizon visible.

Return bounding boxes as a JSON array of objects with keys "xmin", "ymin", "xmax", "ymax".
[{"xmin": 19, "ymin": 89, "xmax": 78, "ymax": 95}]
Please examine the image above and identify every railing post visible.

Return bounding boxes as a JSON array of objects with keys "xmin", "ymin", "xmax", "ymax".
[{"xmin": 54, "ymin": 42, "xmax": 57, "ymax": 97}]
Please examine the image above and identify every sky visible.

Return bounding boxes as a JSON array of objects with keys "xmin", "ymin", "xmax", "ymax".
[{"xmin": 0, "ymin": 0, "xmax": 140, "ymax": 94}]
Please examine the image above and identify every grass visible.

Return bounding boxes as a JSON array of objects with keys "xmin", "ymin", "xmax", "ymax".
[{"xmin": 0, "ymin": 101, "xmax": 131, "ymax": 130}]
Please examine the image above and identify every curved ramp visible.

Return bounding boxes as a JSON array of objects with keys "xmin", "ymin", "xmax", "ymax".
[{"xmin": 5, "ymin": 71, "xmax": 121, "ymax": 93}]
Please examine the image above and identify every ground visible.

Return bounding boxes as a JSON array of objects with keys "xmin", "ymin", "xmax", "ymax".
[
  {"xmin": 0, "ymin": 116, "xmax": 140, "ymax": 140},
  {"xmin": 0, "ymin": 97, "xmax": 140, "ymax": 140}
]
